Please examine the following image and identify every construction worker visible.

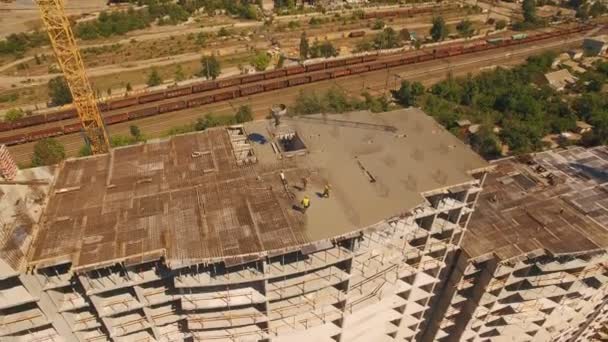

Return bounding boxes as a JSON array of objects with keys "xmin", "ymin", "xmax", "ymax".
[
  {"xmin": 301, "ymin": 196, "xmax": 310, "ymax": 213},
  {"xmin": 301, "ymin": 177, "xmax": 308, "ymax": 191},
  {"xmin": 322, "ymin": 184, "xmax": 331, "ymax": 198}
]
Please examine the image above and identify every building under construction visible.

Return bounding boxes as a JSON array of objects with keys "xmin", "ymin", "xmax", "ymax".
[
  {"xmin": 424, "ymin": 146, "xmax": 608, "ymax": 342},
  {"xmin": 0, "ymin": 108, "xmax": 490, "ymax": 342},
  {"xmin": 1, "ymin": 108, "xmax": 608, "ymax": 342}
]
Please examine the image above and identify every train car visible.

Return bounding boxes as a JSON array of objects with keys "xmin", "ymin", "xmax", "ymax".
[
  {"xmin": 330, "ymin": 69, "xmax": 351, "ymax": 78},
  {"xmin": 63, "ymin": 123, "xmax": 82, "ymax": 134},
  {"xmin": 349, "ymin": 31, "xmax": 366, "ymax": 38},
  {"xmin": 348, "ymin": 65, "xmax": 370, "ymax": 75},
  {"xmin": 217, "ymin": 76, "xmax": 242, "ymax": 88},
  {"xmin": 309, "ymin": 72, "xmax": 331, "ymax": 82},
  {"xmin": 327, "ymin": 59, "xmax": 347, "ymax": 68},
  {"xmin": 166, "ymin": 86, "xmax": 193, "ymax": 98},
  {"xmin": 285, "ymin": 65, "xmax": 306, "ymax": 75},
  {"xmin": 30, "ymin": 127, "xmax": 63, "ymax": 140},
  {"xmin": 403, "ymin": 56, "xmax": 417, "ymax": 65},
  {"xmin": 104, "ymin": 113, "xmax": 129, "ymax": 125},
  {"xmin": 187, "ymin": 95, "xmax": 214, "ymax": 108},
  {"xmin": 108, "ymin": 97, "xmax": 139, "ymax": 110},
  {"xmin": 368, "ymin": 61, "xmax": 387, "ymax": 71},
  {"xmin": 0, "ymin": 133, "xmax": 27, "ymax": 146},
  {"xmin": 98, "ymin": 102, "xmax": 109, "ymax": 112},
  {"xmin": 159, "ymin": 101, "xmax": 187, "ymax": 113},
  {"xmin": 10, "ymin": 114, "xmax": 47, "ymax": 130},
  {"xmin": 446, "ymin": 47, "xmax": 463, "ymax": 57},
  {"xmin": 363, "ymin": 55, "xmax": 378, "ymax": 63},
  {"xmin": 0, "ymin": 121, "xmax": 11, "ymax": 132},
  {"xmin": 192, "ymin": 81, "xmax": 218, "ymax": 93},
  {"xmin": 344, "ymin": 56, "xmax": 363, "ymax": 65},
  {"xmin": 128, "ymin": 106, "xmax": 159, "ymax": 120},
  {"xmin": 46, "ymin": 108, "xmax": 77, "ymax": 122},
  {"xmin": 418, "ymin": 54, "xmax": 434, "ymax": 62},
  {"xmin": 264, "ymin": 80, "xmax": 289, "ymax": 91},
  {"xmin": 240, "ymin": 84, "xmax": 264, "ymax": 96},
  {"xmin": 139, "ymin": 91, "xmax": 166, "ymax": 104},
  {"xmin": 241, "ymin": 73, "xmax": 265, "ymax": 84},
  {"xmin": 264, "ymin": 69, "xmax": 287, "ymax": 80},
  {"xmin": 287, "ymin": 76, "xmax": 309, "ymax": 87},
  {"xmin": 385, "ymin": 59, "xmax": 403, "ymax": 68},
  {"xmin": 306, "ymin": 63, "xmax": 325, "ymax": 72},
  {"xmin": 214, "ymin": 90, "xmax": 236, "ymax": 102}
]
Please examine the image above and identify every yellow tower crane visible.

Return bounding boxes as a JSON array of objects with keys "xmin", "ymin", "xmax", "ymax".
[{"xmin": 35, "ymin": 0, "xmax": 110, "ymax": 154}]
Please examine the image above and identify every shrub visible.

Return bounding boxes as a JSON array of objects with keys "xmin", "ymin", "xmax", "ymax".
[
  {"xmin": 4, "ymin": 108, "xmax": 24, "ymax": 122},
  {"xmin": 31, "ymin": 138, "xmax": 66, "ymax": 166}
]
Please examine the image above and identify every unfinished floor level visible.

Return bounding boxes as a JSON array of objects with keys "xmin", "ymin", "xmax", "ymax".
[
  {"xmin": 424, "ymin": 146, "xmax": 608, "ymax": 342},
  {"xmin": 0, "ymin": 109, "xmax": 490, "ymax": 342}
]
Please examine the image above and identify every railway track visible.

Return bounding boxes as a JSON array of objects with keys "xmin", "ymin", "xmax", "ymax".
[
  {"xmin": 6, "ymin": 32, "xmax": 594, "ymax": 165},
  {"xmin": 0, "ymin": 23, "xmax": 596, "ymax": 147}
]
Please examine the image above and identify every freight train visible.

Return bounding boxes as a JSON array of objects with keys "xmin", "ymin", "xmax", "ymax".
[
  {"xmin": 0, "ymin": 24, "xmax": 593, "ymax": 147},
  {"xmin": 0, "ymin": 55, "xmax": 380, "ymax": 134},
  {"xmin": 362, "ymin": 5, "xmax": 455, "ymax": 19}
]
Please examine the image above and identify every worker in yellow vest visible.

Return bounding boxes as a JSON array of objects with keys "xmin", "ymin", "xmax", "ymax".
[{"xmin": 301, "ymin": 196, "xmax": 310, "ymax": 213}]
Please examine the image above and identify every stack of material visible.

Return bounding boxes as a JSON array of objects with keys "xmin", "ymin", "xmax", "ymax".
[{"xmin": 0, "ymin": 145, "xmax": 17, "ymax": 180}]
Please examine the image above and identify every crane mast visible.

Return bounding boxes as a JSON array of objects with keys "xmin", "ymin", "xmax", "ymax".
[{"xmin": 35, "ymin": 0, "xmax": 110, "ymax": 154}]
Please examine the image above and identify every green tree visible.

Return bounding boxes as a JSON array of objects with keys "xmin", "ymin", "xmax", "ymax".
[
  {"xmin": 581, "ymin": 71, "xmax": 605, "ymax": 92},
  {"xmin": 470, "ymin": 125, "xmax": 501, "ymax": 159},
  {"xmin": 430, "ymin": 16, "xmax": 449, "ymax": 42},
  {"xmin": 576, "ymin": 4, "xmax": 590, "ymax": 20},
  {"xmin": 78, "ymin": 144, "xmax": 92, "ymax": 157},
  {"xmin": 373, "ymin": 27, "xmax": 402, "ymax": 50},
  {"xmin": 218, "ymin": 27, "xmax": 230, "ymax": 37},
  {"xmin": 523, "ymin": 0, "xmax": 537, "ymax": 23},
  {"xmin": 293, "ymin": 90, "xmax": 323, "ymax": 115},
  {"xmin": 241, "ymin": 4, "xmax": 259, "ymax": 20},
  {"xmin": 235, "ymin": 105, "xmax": 253, "ymax": 123},
  {"xmin": 309, "ymin": 41, "xmax": 338, "ymax": 58},
  {"xmin": 110, "ymin": 134, "xmax": 134, "ymax": 147},
  {"xmin": 251, "ymin": 51, "xmax": 271, "ymax": 71},
  {"xmin": 174, "ymin": 65, "xmax": 186, "ymax": 82},
  {"xmin": 456, "ymin": 19, "xmax": 474, "ymax": 38},
  {"xmin": 31, "ymin": 138, "xmax": 66, "ymax": 166},
  {"xmin": 299, "ymin": 31, "xmax": 309, "ymax": 60},
  {"xmin": 129, "ymin": 125, "xmax": 142, "ymax": 141},
  {"xmin": 411, "ymin": 82, "xmax": 425, "ymax": 96},
  {"xmin": 147, "ymin": 68, "xmax": 162, "ymax": 87},
  {"xmin": 4, "ymin": 108, "xmax": 24, "ymax": 122},
  {"xmin": 495, "ymin": 19, "xmax": 507, "ymax": 30},
  {"xmin": 48, "ymin": 76, "xmax": 72, "ymax": 106},
  {"xmin": 372, "ymin": 19, "xmax": 385, "ymax": 30},
  {"xmin": 196, "ymin": 32, "xmax": 208, "ymax": 46},
  {"xmin": 395, "ymin": 80, "xmax": 424, "ymax": 107},
  {"xmin": 590, "ymin": 1, "xmax": 607, "ymax": 17},
  {"xmin": 200, "ymin": 55, "xmax": 221, "ymax": 80}
]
